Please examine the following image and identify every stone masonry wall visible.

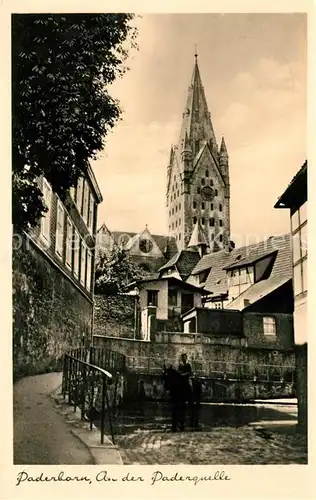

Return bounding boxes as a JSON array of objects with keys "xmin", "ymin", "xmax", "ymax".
[
  {"xmin": 94, "ymin": 294, "xmax": 135, "ymax": 338},
  {"xmin": 13, "ymin": 238, "xmax": 92, "ymax": 379}
]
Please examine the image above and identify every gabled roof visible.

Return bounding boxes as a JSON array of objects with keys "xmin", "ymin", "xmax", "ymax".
[
  {"xmin": 226, "ymin": 275, "xmax": 291, "ymax": 310},
  {"xmin": 159, "ymin": 249, "xmax": 201, "ymax": 280},
  {"xmin": 274, "ymin": 160, "xmax": 307, "ymax": 209},
  {"xmin": 97, "ymin": 226, "xmax": 178, "ymax": 259},
  {"xmin": 188, "ymin": 219, "xmax": 208, "ymax": 248},
  {"xmin": 190, "ymin": 234, "xmax": 292, "ymax": 303}
]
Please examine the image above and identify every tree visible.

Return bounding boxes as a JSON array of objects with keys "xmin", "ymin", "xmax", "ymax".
[
  {"xmin": 95, "ymin": 246, "xmax": 146, "ymax": 295},
  {"xmin": 12, "ymin": 14, "xmax": 137, "ymax": 231}
]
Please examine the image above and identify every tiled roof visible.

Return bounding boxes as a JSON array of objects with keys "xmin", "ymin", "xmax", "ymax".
[
  {"xmin": 226, "ymin": 275, "xmax": 291, "ymax": 310},
  {"xmin": 190, "ymin": 234, "xmax": 292, "ymax": 302},
  {"xmin": 159, "ymin": 249, "xmax": 200, "ymax": 279}
]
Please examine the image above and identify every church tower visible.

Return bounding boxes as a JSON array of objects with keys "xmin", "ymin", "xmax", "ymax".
[{"xmin": 166, "ymin": 52, "xmax": 231, "ymax": 252}]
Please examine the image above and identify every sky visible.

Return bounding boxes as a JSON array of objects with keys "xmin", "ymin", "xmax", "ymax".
[{"xmin": 92, "ymin": 13, "xmax": 307, "ymax": 244}]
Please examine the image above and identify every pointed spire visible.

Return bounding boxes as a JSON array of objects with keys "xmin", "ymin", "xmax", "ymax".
[
  {"xmin": 178, "ymin": 54, "xmax": 218, "ymax": 156},
  {"xmin": 188, "ymin": 219, "xmax": 208, "ymax": 248},
  {"xmin": 220, "ymin": 136, "xmax": 228, "ymax": 156}
]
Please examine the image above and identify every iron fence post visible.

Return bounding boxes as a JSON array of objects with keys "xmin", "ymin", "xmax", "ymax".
[
  {"xmin": 81, "ymin": 362, "xmax": 86, "ymax": 420},
  {"xmin": 100, "ymin": 373, "xmax": 106, "ymax": 445}
]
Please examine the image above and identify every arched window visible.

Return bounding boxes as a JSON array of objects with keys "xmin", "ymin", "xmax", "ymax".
[
  {"xmin": 193, "ymin": 201, "xmax": 197, "ymax": 209},
  {"xmin": 215, "ymin": 189, "xmax": 218, "ymax": 196},
  {"xmin": 209, "ymin": 218, "xmax": 215, "ymax": 227},
  {"xmin": 219, "ymin": 220, "xmax": 223, "ymax": 227},
  {"xmin": 211, "ymin": 203, "xmax": 214, "ymax": 210},
  {"xmin": 197, "ymin": 187, "xmax": 201, "ymax": 194},
  {"xmin": 202, "ymin": 217, "xmax": 205, "ymax": 225},
  {"xmin": 201, "ymin": 178, "xmax": 205, "ymax": 186},
  {"xmin": 219, "ymin": 204, "xmax": 223, "ymax": 212},
  {"xmin": 210, "ymin": 179, "xmax": 214, "ymax": 186},
  {"xmin": 202, "ymin": 202, "xmax": 205, "ymax": 210},
  {"xmin": 206, "ymin": 170, "xmax": 209, "ymax": 177},
  {"xmin": 219, "ymin": 234, "xmax": 223, "ymax": 242},
  {"xmin": 193, "ymin": 216, "xmax": 197, "ymax": 224}
]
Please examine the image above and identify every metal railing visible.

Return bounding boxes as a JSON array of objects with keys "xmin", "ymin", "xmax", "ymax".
[
  {"xmin": 62, "ymin": 348, "xmax": 125, "ymax": 445},
  {"xmin": 125, "ymin": 355, "xmax": 295, "ymax": 383}
]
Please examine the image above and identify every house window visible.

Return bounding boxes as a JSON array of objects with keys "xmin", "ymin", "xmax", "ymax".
[
  {"xmin": 219, "ymin": 204, "xmax": 223, "ymax": 212},
  {"xmin": 82, "ymin": 180, "xmax": 89, "ymax": 223},
  {"xmin": 193, "ymin": 201, "xmax": 197, "ymax": 209},
  {"xmin": 55, "ymin": 199, "xmax": 65, "ymax": 258},
  {"xmin": 168, "ymin": 289, "xmax": 177, "ymax": 307},
  {"xmin": 65, "ymin": 217, "xmax": 73, "ymax": 269},
  {"xmin": 147, "ymin": 290, "xmax": 158, "ymax": 307},
  {"xmin": 291, "ymin": 203, "xmax": 308, "ymax": 297},
  {"xmin": 80, "ymin": 241, "xmax": 87, "ymax": 286},
  {"xmin": 76, "ymin": 177, "xmax": 84, "ymax": 214},
  {"xmin": 86, "ymin": 250, "xmax": 92, "ymax": 292},
  {"xmin": 209, "ymin": 218, "xmax": 214, "ymax": 227},
  {"xmin": 73, "ymin": 229, "xmax": 80, "ymax": 278},
  {"xmin": 199, "ymin": 270, "xmax": 209, "ymax": 284},
  {"xmin": 263, "ymin": 317, "xmax": 276, "ymax": 336},
  {"xmin": 40, "ymin": 178, "xmax": 52, "ymax": 242},
  {"xmin": 88, "ymin": 194, "xmax": 95, "ymax": 233},
  {"xmin": 202, "ymin": 202, "xmax": 205, "ymax": 210}
]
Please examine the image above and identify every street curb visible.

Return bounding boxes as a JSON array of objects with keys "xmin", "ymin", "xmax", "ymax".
[{"xmin": 50, "ymin": 384, "xmax": 123, "ymax": 465}]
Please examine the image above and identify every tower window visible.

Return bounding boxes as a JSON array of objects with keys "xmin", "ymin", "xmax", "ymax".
[
  {"xmin": 172, "ymin": 208, "xmax": 174, "ymax": 215},
  {"xmin": 175, "ymin": 205, "xmax": 178, "ymax": 212},
  {"xmin": 201, "ymin": 217, "xmax": 205, "ymax": 225},
  {"xmin": 179, "ymin": 203, "xmax": 181, "ymax": 209},
  {"xmin": 179, "ymin": 218, "xmax": 181, "ymax": 225},
  {"xmin": 174, "ymin": 175, "xmax": 176, "ymax": 181},
  {"xmin": 197, "ymin": 187, "xmax": 201, "ymax": 194},
  {"xmin": 202, "ymin": 202, "xmax": 205, "ymax": 210},
  {"xmin": 172, "ymin": 223, "xmax": 174, "ymax": 229},
  {"xmin": 176, "ymin": 183, "xmax": 178, "ymax": 189},
  {"xmin": 195, "ymin": 139, "xmax": 200, "ymax": 152},
  {"xmin": 193, "ymin": 217, "xmax": 197, "ymax": 224},
  {"xmin": 219, "ymin": 234, "xmax": 223, "ymax": 242},
  {"xmin": 206, "ymin": 170, "xmax": 209, "ymax": 177},
  {"xmin": 210, "ymin": 179, "xmax": 214, "ymax": 186},
  {"xmin": 219, "ymin": 204, "xmax": 223, "ymax": 212},
  {"xmin": 215, "ymin": 189, "xmax": 218, "ymax": 196},
  {"xmin": 211, "ymin": 203, "xmax": 214, "ymax": 210},
  {"xmin": 219, "ymin": 220, "xmax": 223, "ymax": 227},
  {"xmin": 211, "ymin": 233, "xmax": 214, "ymax": 240},
  {"xmin": 176, "ymin": 220, "xmax": 178, "ymax": 228},
  {"xmin": 193, "ymin": 201, "xmax": 197, "ymax": 209},
  {"xmin": 177, "ymin": 191, "xmax": 179, "ymax": 197},
  {"xmin": 179, "ymin": 233, "xmax": 181, "ymax": 240},
  {"xmin": 201, "ymin": 178, "xmax": 205, "ymax": 186},
  {"xmin": 209, "ymin": 218, "xmax": 215, "ymax": 227}
]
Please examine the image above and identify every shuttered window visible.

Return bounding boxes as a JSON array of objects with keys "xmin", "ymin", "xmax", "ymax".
[
  {"xmin": 73, "ymin": 229, "xmax": 80, "ymax": 278},
  {"xmin": 40, "ymin": 178, "xmax": 52, "ymax": 242},
  {"xmin": 55, "ymin": 199, "xmax": 65, "ymax": 258},
  {"xmin": 86, "ymin": 250, "xmax": 92, "ymax": 292},
  {"xmin": 80, "ymin": 241, "xmax": 87, "ymax": 286},
  {"xmin": 65, "ymin": 217, "xmax": 73, "ymax": 269}
]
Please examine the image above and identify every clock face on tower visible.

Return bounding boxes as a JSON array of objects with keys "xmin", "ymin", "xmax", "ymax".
[
  {"xmin": 139, "ymin": 239, "xmax": 153, "ymax": 254},
  {"xmin": 201, "ymin": 186, "xmax": 214, "ymax": 201}
]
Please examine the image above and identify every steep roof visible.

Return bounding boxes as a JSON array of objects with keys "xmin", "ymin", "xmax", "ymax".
[
  {"xmin": 126, "ymin": 275, "xmax": 211, "ymax": 295},
  {"xmin": 190, "ymin": 234, "xmax": 292, "ymax": 303},
  {"xmin": 98, "ymin": 228, "xmax": 178, "ymax": 259},
  {"xmin": 188, "ymin": 219, "xmax": 208, "ymax": 248},
  {"xmin": 159, "ymin": 249, "xmax": 201, "ymax": 280},
  {"xmin": 274, "ymin": 160, "xmax": 307, "ymax": 209}
]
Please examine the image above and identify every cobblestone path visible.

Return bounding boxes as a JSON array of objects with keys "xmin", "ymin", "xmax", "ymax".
[{"xmin": 115, "ymin": 426, "xmax": 307, "ymax": 465}]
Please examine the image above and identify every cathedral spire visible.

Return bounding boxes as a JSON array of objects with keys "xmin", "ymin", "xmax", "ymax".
[
  {"xmin": 178, "ymin": 54, "xmax": 218, "ymax": 155},
  {"xmin": 220, "ymin": 136, "xmax": 228, "ymax": 157}
]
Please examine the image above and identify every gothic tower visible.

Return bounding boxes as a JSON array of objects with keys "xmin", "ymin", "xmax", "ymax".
[{"xmin": 166, "ymin": 53, "xmax": 231, "ymax": 252}]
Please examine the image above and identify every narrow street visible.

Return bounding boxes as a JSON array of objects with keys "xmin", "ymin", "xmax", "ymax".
[{"xmin": 13, "ymin": 373, "xmax": 93, "ymax": 465}]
